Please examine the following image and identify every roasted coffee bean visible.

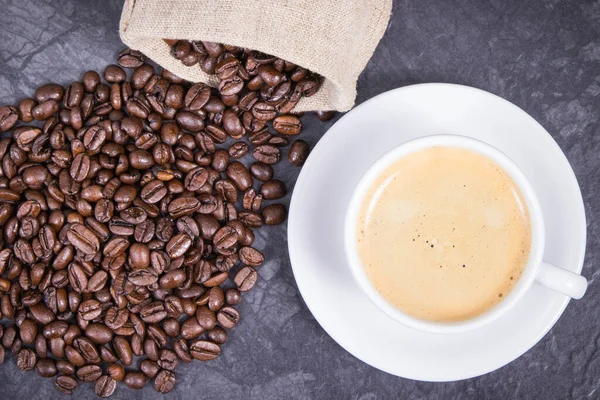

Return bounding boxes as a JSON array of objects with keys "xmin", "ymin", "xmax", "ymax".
[
  {"xmin": 140, "ymin": 301, "xmax": 168, "ymax": 324},
  {"xmin": 56, "ymin": 360, "xmax": 75, "ymax": 376},
  {"xmin": 207, "ymin": 286, "xmax": 225, "ymax": 311},
  {"xmin": 176, "ymin": 111, "xmax": 204, "ymax": 132},
  {"xmin": 214, "ymin": 253, "xmax": 238, "ymax": 273},
  {"xmin": 105, "ymin": 363, "xmax": 125, "ymax": 382},
  {"xmin": 113, "ymin": 336, "xmax": 133, "ymax": 366},
  {"xmin": 168, "ymin": 197, "xmax": 200, "ymax": 218},
  {"xmin": 150, "ymin": 250, "xmax": 170, "ymax": 274},
  {"xmin": 0, "ymin": 106, "xmax": 18, "ymax": 132},
  {"xmin": 202, "ymin": 271, "xmax": 228, "ymax": 287},
  {"xmin": 64, "ymin": 346, "xmax": 82, "ymax": 367},
  {"xmin": 260, "ymin": 180, "xmax": 286, "ymax": 200},
  {"xmin": 124, "ymin": 371, "xmax": 147, "ymax": 389},
  {"xmin": 250, "ymin": 162, "xmax": 274, "ymax": 182},
  {"xmin": 213, "ymin": 226, "xmax": 238, "ymax": 255},
  {"xmin": 56, "ymin": 375, "xmax": 78, "ymax": 395},
  {"xmin": 85, "ymin": 323, "xmax": 114, "ymax": 345},
  {"xmin": 162, "ymin": 317, "xmax": 180, "ymax": 338},
  {"xmin": 262, "ymin": 204, "xmax": 287, "ymax": 225},
  {"xmin": 234, "ymin": 266, "xmax": 258, "ymax": 292},
  {"xmin": 180, "ymin": 317, "xmax": 204, "ymax": 340},
  {"xmin": 155, "ymin": 369, "xmax": 176, "ymax": 393},
  {"xmin": 228, "ymin": 141, "xmax": 249, "ymax": 159},
  {"xmin": 128, "ymin": 268, "xmax": 158, "ymax": 286},
  {"xmin": 245, "ymin": 123, "xmax": 268, "ymax": 142},
  {"xmin": 195, "ymin": 306, "xmax": 217, "ymax": 330},
  {"xmin": 273, "ymin": 115, "xmax": 302, "ymax": 135},
  {"xmin": 140, "ymin": 358, "xmax": 160, "ymax": 379},
  {"xmin": 42, "ymin": 321, "xmax": 68, "ymax": 339},
  {"xmin": 95, "ymin": 375, "xmax": 117, "ymax": 398},
  {"xmin": 120, "ymin": 206, "xmax": 147, "ymax": 224},
  {"xmin": 253, "ymin": 145, "xmax": 280, "ymax": 164},
  {"xmin": 17, "ymin": 348, "xmax": 37, "ymax": 371},
  {"xmin": 140, "ymin": 180, "xmax": 167, "ymax": 204},
  {"xmin": 118, "ymin": 48, "xmax": 145, "ymax": 68},
  {"xmin": 67, "ymin": 263, "xmax": 88, "ymax": 292},
  {"xmin": 32, "ymin": 99, "xmax": 59, "ymax": 120},
  {"xmin": 100, "ymin": 345, "xmax": 118, "ymax": 364},
  {"xmin": 173, "ymin": 338, "xmax": 192, "ymax": 363},
  {"xmin": 217, "ymin": 306, "xmax": 240, "ymax": 329},
  {"xmin": 35, "ymin": 333, "xmax": 48, "ymax": 358},
  {"xmin": 238, "ymin": 211, "xmax": 263, "ymax": 228},
  {"xmin": 20, "ymin": 318, "xmax": 37, "ymax": 344},
  {"xmin": 166, "ymin": 233, "xmax": 192, "ymax": 258},
  {"xmin": 207, "ymin": 326, "xmax": 228, "ymax": 344},
  {"xmin": 288, "ymin": 139, "xmax": 310, "ymax": 166},
  {"xmin": 77, "ymin": 364, "xmax": 102, "ymax": 382},
  {"xmin": 30, "ymin": 303, "xmax": 55, "ymax": 325},
  {"xmin": 226, "ymin": 161, "xmax": 252, "ymax": 191},
  {"xmin": 190, "ymin": 339, "xmax": 220, "ymax": 361},
  {"xmin": 144, "ymin": 338, "xmax": 160, "ymax": 361},
  {"xmin": 184, "ymin": 167, "xmax": 208, "ymax": 191},
  {"xmin": 79, "ymin": 299, "xmax": 102, "ymax": 320},
  {"xmin": 11, "ymin": 337, "xmax": 23, "ymax": 356},
  {"xmin": 104, "ymin": 65, "xmax": 126, "ymax": 83},
  {"xmin": 225, "ymin": 288, "xmax": 241, "ymax": 305},
  {"xmin": 252, "ymin": 102, "xmax": 277, "ymax": 121},
  {"xmin": 157, "ymin": 348, "xmax": 178, "ymax": 371},
  {"xmin": 67, "ymin": 223, "xmax": 99, "ymax": 254},
  {"xmin": 239, "ymin": 246, "xmax": 264, "ymax": 267},
  {"xmin": 159, "ymin": 268, "xmax": 187, "ymax": 290},
  {"xmin": 87, "ymin": 270, "xmax": 108, "ymax": 292},
  {"xmin": 214, "ymin": 180, "xmax": 237, "ymax": 203},
  {"xmin": 36, "ymin": 357, "xmax": 58, "ymax": 377},
  {"xmin": 131, "ymin": 333, "xmax": 144, "ymax": 356},
  {"xmin": 73, "ymin": 337, "xmax": 100, "ymax": 364},
  {"xmin": 129, "ymin": 242, "xmax": 150, "ymax": 268},
  {"xmin": 185, "ymin": 83, "xmax": 211, "ymax": 110},
  {"xmin": 268, "ymin": 135, "xmax": 290, "ymax": 147}
]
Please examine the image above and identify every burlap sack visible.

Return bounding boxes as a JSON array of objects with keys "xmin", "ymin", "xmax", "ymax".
[{"xmin": 119, "ymin": 0, "xmax": 392, "ymax": 112}]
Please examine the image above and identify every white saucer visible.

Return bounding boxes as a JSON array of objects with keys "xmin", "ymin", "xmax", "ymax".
[{"xmin": 287, "ymin": 83, "xmax": 586, "ymax": 382}]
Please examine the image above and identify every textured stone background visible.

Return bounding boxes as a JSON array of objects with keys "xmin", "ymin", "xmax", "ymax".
[{"xmin": 0, "ymin": 0, "xmax": 599, "ymax": 398}]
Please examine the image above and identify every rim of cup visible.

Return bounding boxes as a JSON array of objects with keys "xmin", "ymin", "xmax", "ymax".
[{"xmin": 344, "ymin": 134, "xmax": 545, "ymax": 334}]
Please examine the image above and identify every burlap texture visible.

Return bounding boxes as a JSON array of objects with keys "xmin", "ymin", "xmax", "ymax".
[{"xmin": 119, "ymin": 0, "xmax": 392, "ymax": 112}]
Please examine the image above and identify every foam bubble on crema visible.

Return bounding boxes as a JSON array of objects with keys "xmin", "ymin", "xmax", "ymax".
[{"xmin": 356, "ymin": 146, "xmax": 531, "ymax": 322}]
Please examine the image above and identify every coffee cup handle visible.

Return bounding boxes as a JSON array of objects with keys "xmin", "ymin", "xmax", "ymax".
[{"xmin": 535, "ymin": 261, "xmax": 587, "ymax": 299}]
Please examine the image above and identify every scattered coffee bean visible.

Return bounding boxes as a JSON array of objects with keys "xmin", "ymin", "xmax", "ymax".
[
  {"xmin": 124, "ymin": 371, "xmax": 147, "ymax": 389},
  {"xmin": 315, "ymin": 110, "xmax": 335, "ymax": 121},
  {"xmin": 260, "ymin": 180, "xmax": 286, "ymax": 200},
  {"xmin": 95, "ymin": 375, "xmax": 117, "ymax": 398},
  {"xmin": 262, "ymin": 204, "xmax": 288, "ymax": 225},
  {"xmin": 190, "ymin": 340, "xmax": 220, "ymax": 361},
  {"xmin": 17, "ymin": 348, "xmax": 37, "ymax": 371},
  {"xmin": 288, "ymin": 139, "xmax": 310, "ymax": 166},
  {"xmin": 56, "ymin": 375, "xmax": 78, "ymax": 395},
  {"xmin": 0, "ymin": 41, "xmax": 327, "ymax": 397},
  {"xmin": 155, "ymin": 370, "xmax": 176, "ymax": 393},
  {"xmin": 234, "ymin": 266, "xmax": 258, "ymax": 292}
]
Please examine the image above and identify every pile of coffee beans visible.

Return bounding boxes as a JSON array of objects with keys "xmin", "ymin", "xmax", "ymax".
[
  {"xmin": 0, "ymin": 44, "xmax": 334, "ymax": 397},
  {"xmin": 165, "ymin": 39, "xmax": 336, "ymax": 125}
]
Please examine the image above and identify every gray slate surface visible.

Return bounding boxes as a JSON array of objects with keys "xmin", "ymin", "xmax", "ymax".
[{"xmin": 0, "ymin": 0, "xmax": 598, "ymax": 398}]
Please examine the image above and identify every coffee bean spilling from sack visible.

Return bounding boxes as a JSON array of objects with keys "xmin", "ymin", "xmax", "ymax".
[
  {"xmin": 0, "ymin": 44, "xmax": 334, "ymax": 396},
  {"xmin": 165, "ymin": 39, "xmax": 336, "ymax": 125}
]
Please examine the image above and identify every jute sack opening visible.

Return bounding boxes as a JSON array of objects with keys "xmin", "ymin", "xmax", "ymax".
[{"xmin": 120, "ymin": 0, "xmax": 392, "ymax": 112}]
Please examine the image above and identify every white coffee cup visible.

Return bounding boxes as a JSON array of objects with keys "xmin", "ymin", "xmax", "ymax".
[{"xmin": 344, "ymin": 134, "xmax": 588, "ymax": 334}]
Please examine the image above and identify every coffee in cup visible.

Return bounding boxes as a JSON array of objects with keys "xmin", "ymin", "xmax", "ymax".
[
  {"xmin": 355, "ymin": 146, "xmax": 531, "ymax": 322},
  {"xmin": 345, "ymin": 135, "xmax": 587, "ymax": 334}
]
